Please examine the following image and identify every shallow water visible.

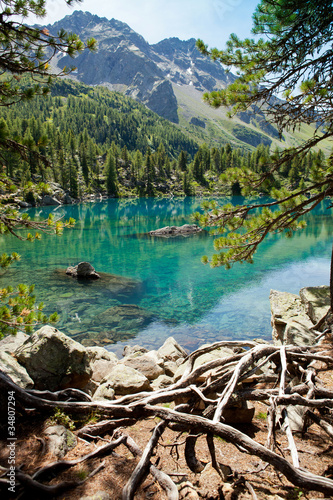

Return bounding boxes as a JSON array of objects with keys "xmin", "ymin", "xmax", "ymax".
[{"xmin": 0, "ymin": 196, "xmax": 331, "ymax": 355}]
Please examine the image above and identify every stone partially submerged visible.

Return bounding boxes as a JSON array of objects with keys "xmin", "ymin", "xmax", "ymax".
[
  {"xmin": 66, "ymin": 262, "xmax": 100, "ymax": 279},
  {"xmin": 149, "ymin": 224, "xmax": 202, "ymax": 237}
]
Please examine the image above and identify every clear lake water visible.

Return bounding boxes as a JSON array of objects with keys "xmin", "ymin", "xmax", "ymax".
[{"xmin": 0, "ymin": 196, "xmax": 331, "ymax": 356}]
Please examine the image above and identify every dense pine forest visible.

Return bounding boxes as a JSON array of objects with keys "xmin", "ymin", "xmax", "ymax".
[{"xmin": 0, "ymin": 78, "xmax": 327, "ymax": 200}]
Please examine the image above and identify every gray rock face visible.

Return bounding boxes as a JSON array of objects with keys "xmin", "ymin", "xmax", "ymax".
[
  {"xmin": 151, "ymin": 374, "xmax": 174, "ymax": 390},
  {"xmin": 100, "ymin": 365, "xmax": 150, "ymax": 395},
  {"xmin": 270, "ymin": 290, "xmax": 314, "ymax": 345},
  {"xmin": 92, "ymin": 383, "xmax": 115, "ymax": 402},
  {"xmin": 122, "ymin": 353, "xmax": 164, "ymax": 381},
  {"xmin": 299, "ymin": 285, "xmax": 330, "ymax": 324},
  {"xmin": 14, "ymin": 325, "xmax": 92, "ymax": 391},
  {"xmin": 44, "ymin": 425, "xmax": 77, "ymax": 458},
  {"xmin": 66, "ymin": 261, "xmax": 100, "ymax": 279},
  {"xmin": 123, "ymin": 345, "xmax": 149, "ymax": 357},
  {"xmin": 41, "ymin": 194, "xmax": 62, "ymax": 206},
  {"xmin": 0, "ymin": 331, "xmax": 29, "ymax": 354},
  {"xmin": 0, "ymin": 351, "xmax": 34, "ymax": 388},
  {"xmin": 149, "ymin": 224, "xmax": 202, "ymax": 237},
  {"xmin": 158, "ymin": 337, "xmax": 188, "ymax": 362},
  {"xmin": 283, "ymin": 320, "xmax": 317, "ymax": 347},
  {"xmin": 83, "ymin": 346, "xmax": 118, "ymax": 396}
]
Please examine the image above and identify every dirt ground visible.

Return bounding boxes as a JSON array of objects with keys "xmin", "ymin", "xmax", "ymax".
[
  {"xmin": 1, "ymin": 371, "xmax": 333, "ymax": 499},
  {"xmin": 1, "ymin": 407, "xmax": 333, "ymax": 499}
]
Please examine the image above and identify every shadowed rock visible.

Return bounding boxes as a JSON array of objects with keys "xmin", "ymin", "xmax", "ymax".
[{"xmin": 66, "ymin": 261, "xmax": 100, "ymax": 279}]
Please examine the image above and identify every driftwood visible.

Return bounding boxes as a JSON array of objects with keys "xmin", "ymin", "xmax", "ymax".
[{"xmin": 2, "ymin": 339, "xmax": 333, "ymax": 498}]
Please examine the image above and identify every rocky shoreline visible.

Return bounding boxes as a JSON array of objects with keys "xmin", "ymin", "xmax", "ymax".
[
  {"xmin": 0, "ymin": 285, "xmax": 330, "ymax": 402},
  {"xmin": 0, "ymin": 285, "xmax": 332, "ymax": 497}
]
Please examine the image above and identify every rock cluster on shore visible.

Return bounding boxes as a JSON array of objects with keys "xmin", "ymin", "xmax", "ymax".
[{"xmin": 0, "ymin": 286, "xmax": 329, "ymax": 416}]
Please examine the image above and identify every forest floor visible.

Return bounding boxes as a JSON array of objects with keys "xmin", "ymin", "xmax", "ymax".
[{"xmin": 1, "ymin": 366, "xmax": 333, "ymax": 500}]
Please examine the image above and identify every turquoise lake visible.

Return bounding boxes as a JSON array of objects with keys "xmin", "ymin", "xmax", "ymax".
[{"xmin": 0, "ymin": 197, "xmax": 331, "ymax": 355}]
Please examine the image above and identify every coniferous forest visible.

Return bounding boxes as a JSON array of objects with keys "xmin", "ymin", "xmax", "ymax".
[{"xmin": 0, "ymin": 78, "xmax": 326, "ymax": 201}]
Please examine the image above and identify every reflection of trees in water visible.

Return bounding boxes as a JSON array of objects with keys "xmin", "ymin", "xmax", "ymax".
[{"xmin": 0, "ymin": 197, "xmax": 331, "ymax": 342}]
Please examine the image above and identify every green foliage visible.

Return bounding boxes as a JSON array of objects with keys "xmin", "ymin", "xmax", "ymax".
[
  {"xmin": 195, "ymin": 1, "xmax": 333, "ymax": 268},
  {"xmin": 0, "ymin": 282, "xmax": 59, "ymax": 336},
  {"xmin": 0, "ymin": 0, "xmax": 96, "ymax": 108},
  {"xmin": 256, "ymin": 411, "xmax": 267, "ymax": 420},
  {"xmin": 48, "ymin": 408, "xmax": 75, "ymax": 430}
]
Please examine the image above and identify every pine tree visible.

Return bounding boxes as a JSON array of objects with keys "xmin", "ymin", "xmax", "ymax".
[
  {"xmin": 105, "ymin": 151, "xmax": 118, "ymax": 196},
  {"xmin": 195, "ymin": 0, "xmax": 333, "ymax": 295}
]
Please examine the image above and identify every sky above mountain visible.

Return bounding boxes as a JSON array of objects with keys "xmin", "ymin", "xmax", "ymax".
[{"xmin": 30, "ymin": 0, "xmax": 259, "ymax": 47}]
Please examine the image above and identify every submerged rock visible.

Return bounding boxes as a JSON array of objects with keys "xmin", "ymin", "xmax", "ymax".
[
  {"xmin": 98, "ymin": 304, "xmax": 155, "ymax": 332},
  {"xmin": 148, "ymin": 224, "xmax": 202, "ymax": 237}
]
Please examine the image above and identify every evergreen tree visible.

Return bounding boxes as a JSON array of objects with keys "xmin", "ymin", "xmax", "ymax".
[
  {"xmin": 105, "ymin": 151, "xmax": 118, "ymax": 196},
  {"xmin": 195, "ymin": 0, "xmax": 333, "ymax": 302},
  {"xmin": 178, "ymin": 150, "xmax": 188, "ymax": 172}
]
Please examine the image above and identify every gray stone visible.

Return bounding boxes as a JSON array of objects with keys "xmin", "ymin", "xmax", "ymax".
[
  {"xmin": 157, "ymin": 337, "xmax": 188, "ymax": 362},
  {"xmin": 14, "ymin": 325, "xmax": 92, "ymax": 391},
  {"xmin": 66, "ymin": 261, "xmax": 100, "ymax": 279},
  {"xmin": 101, "ymin": 365, "xmax": 150, "ymax": 395},
  {"xmin": 18, "ymin": 201, "xmax": 32, "ymax": 208},
  {"xmin": 62, "ymin": 193, "xmax": 73, "ymax": 204},
  {"xmin": 151, "ymin": 374, "xmax": 174, "ymax": 390},
  {"xmin": 42, "ymin": 194, "xmax": 62, "ymax": 206},
  {"xmin": 284, "ymin": 320, "xmax": 318, "ymax": 346},
  {"xmin": 122, "ymin": 353, "xmax": 164, "ymax": 380},
  {"xmin": 0, "ymin": 351, "xmax": 34, "ymax": 388},
  {"xmin": 164, "ymin": 361, "xmax": 179, "ymax": 377},
  {"xmin": 83, "ymin": 347, "xmax": 118, "ymax": 395},
  {"xmin": 123, "ymin": 345, "xmax": 149, "ymax": 357},
  {"xmin": 44, "ymin": 425, "xmax": 77, "ymax": 458},
  {"xmin": 92, "ymin": 383, "xmax": 115, "ymax": 402},
  {"xmin": 299, "ymin": 285, "xmax": 330, "ymax": 324},
  {"xmin": 149, "ymin": 224, "xmax": 202, "ymax": 237},
  {"xmin": 174, "ymin": 347, "xmax": 237, "ymax": 382},
  {"xmin": 270, "ymin": 290, "xmax": 313, "ymax": 344},
  {"xmin": 0, "ymin": 331, "xmax": 29, "ymax": 354},
  {"xmin": 86, "ymin": 346, "xmax": 118, "ymax": 364}
]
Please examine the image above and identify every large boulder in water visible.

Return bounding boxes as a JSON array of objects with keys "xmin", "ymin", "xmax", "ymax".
[
  {"xmin": 149, "ymin": 224, "xmax": 202, "ymax": 237},
  {"xmin": 66, "ymin": 262, "xmax": 100, "ymax": 279},
  {"xmin": 14, "ymin": 325, "xmax": 92, "ymax": 390}
]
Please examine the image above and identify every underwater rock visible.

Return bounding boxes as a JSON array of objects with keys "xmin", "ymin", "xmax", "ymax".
[{"xmin": 98, "ymin": 304, "xmax": 155, "ymax": 333}]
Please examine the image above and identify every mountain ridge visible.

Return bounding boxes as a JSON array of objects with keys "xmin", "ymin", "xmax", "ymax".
[{"xmin": 40, "ymin": 11, "xmax": 330, "ymax": 153}]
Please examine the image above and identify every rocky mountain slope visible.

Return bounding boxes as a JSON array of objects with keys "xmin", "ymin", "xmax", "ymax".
[{"xmin": 44, "ymin": 11, "xmax": 330, "ymax": 152}]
